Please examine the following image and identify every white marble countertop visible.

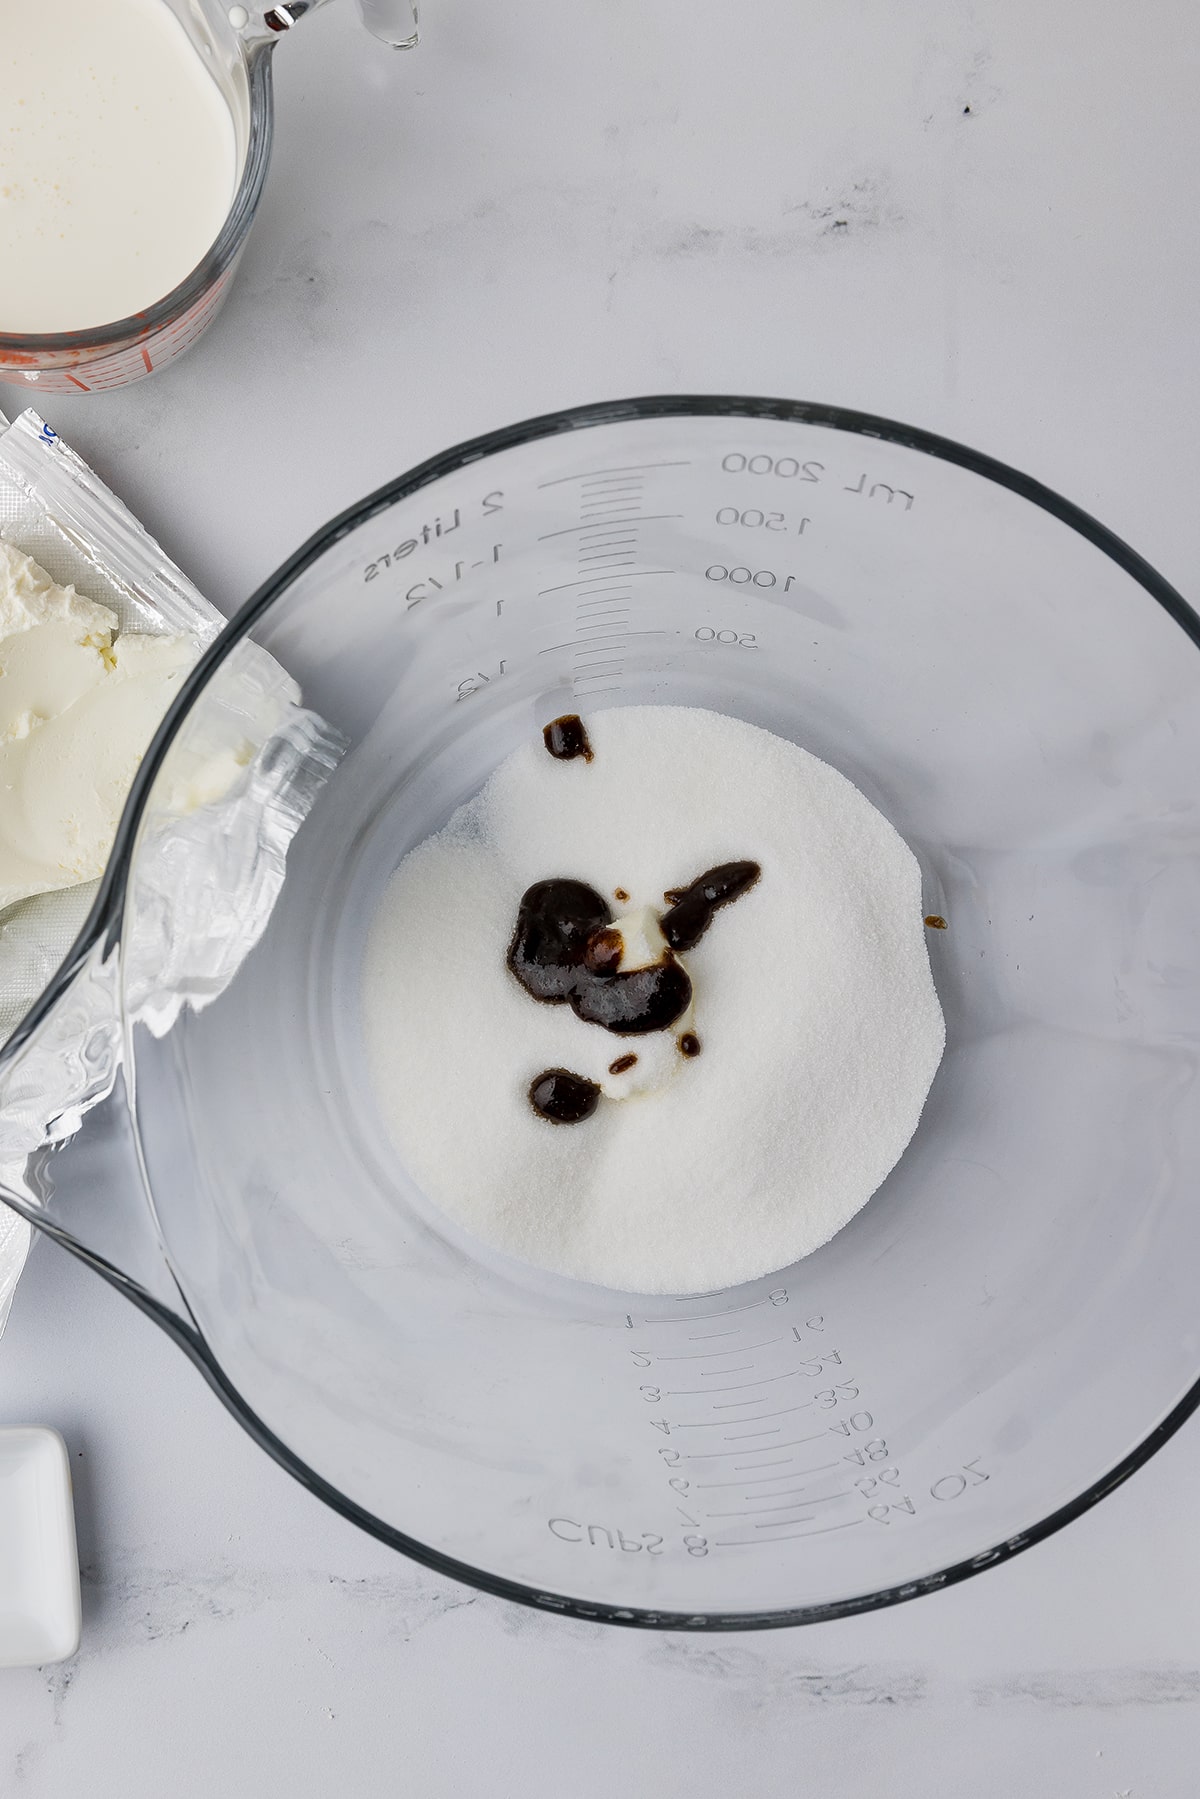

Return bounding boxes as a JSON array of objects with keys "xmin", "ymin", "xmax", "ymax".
[{"xmin": 3, "ymin": 0, "xmax": 1200, "ymax": 1792}]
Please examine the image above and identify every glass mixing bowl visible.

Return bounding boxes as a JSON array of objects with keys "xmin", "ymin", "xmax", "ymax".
[{"xmin": 3, "ymin": 397, "xmax": 1199, "ymax": 1629}]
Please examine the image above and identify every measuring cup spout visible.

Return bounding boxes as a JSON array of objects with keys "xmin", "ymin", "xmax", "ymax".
[{"xmin": 246, "ymin": 0, "xmax": 419, "ymax": 49}]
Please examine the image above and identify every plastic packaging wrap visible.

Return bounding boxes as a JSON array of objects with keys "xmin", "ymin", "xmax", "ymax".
[{"xmin": 0, "ymin": 408, "xmax": 343, "ymax": 1331}]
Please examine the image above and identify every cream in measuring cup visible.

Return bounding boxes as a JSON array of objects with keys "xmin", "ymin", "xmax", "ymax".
[{"xmin": 0, "ymin": 0, "xmax": 237, "ymax": 334}]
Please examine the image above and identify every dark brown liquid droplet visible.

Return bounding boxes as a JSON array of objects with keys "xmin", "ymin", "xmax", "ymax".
[
  {"xmin": 924, "ymin": 914, "xmax": 948, "ymax": 930},
  {"xmin": 573, "ymin": 957, "xmax": 693, "ymax": 1036},
  {"xmin": 509, "ymin": 879, "xmax": 693, "ymax": 1035},
  {"xmin": 679, "ymin": 1032, "xmax": 701, "ymax": 1058},
  {"xmin": 609, "ymin": 1053, "xmax": 638, "ymax": 1075},
  {"xmin": 529, "ymin": 1068, "xmax": 601, "ymax": 1124},
  {"xmin": 508, "ymin": 879, "xmax": 613, "ymax": 1003},
  {"xmin": 543, "ymin": 714, "xmax": 594, "ymax": 763},
  {"xmin": 661, "ymin": 861, "xmax": 761, "ymax": 953},
  {"xmin": 614, "ymin": 888, "xmax": 630, "ymax": 904}
]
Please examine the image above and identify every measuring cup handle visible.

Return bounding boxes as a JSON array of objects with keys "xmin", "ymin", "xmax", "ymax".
[
  {"xmin": 249, "ymin": 0, "xmax": 419, "ymax": 49},
  {"xmin": 356, "ymin": 0, "xmax": 420, "ymax": 49}
]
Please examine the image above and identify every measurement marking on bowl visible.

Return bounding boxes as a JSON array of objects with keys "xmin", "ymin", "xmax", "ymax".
[
  {"xmin": 669, "ymin": 1370, "xmax": 803, "ymax": 1397},
  {"xmin": 539, "ymin": 572, "xmax": 675, "ymax": 595},
  {"xmin": 726, "ymin": 1399, "xmax": 819, "ymax": 1423},
  {"xmin": 755, "ymin": 1491, "xmax": 852, "ymax": 1521},
  {"xmin": 697, "ymin": 1473, "xmax": 812, "ymax": 1492},
  {"xmin": 537, "ymin": 460, "xmax": 693, "ymax": 488},
  {"xmin": 696, "ymin": 1462, "xmax": 839, "ymax": 1489},
  {"xmin": 682, "ymin": 1430, "xmax": 831, "ymax": 1461},
  {"xmin": 709, "ymin": 1480, "xmax": 849, "ymax": 1515},
  {"xmin": 622, "ymin": 1289, "xmax": 886, "ymax": 1553},
  {"xmin": 713, "ymin": 1378, "xmax": 810, "ymax": 1405},
  {"xmin": 665, "ymin": 1372, "xmax": 756, "ymax": 1391},
  {"xmin": 644, "ymin": 1296, "xmax": 782, "ymax": 1322},
  {"xmin": 733, "ymin": 1458, "xmax": 798, "ymax": 1474},
  {"xmin": 539, "ymin": 514, "xmax": 681, "ymax": 540},
  {"xmin": 708, "ymin": 1493, "xmax": 824, "ymax": 1517},
  {"xmin": 556, "ymin": 492, "xmax": 641, "ymax": 701},
  {"xmin": 752, "ymin": 1512, "xmax": 816, "ymax": 1529},
  {"xmin": 715, "ymin": 1518, "xmax": 866, "ymax": 1548},
  {"xmin": 655, "ymin": 1337, "xmax": 786, "ymax": 1361}
]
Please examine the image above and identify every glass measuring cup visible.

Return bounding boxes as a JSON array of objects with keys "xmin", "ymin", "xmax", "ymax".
[
  {"xmin": 3, "ymin": 396, "xmax": 1200, "ymax": 1630},
  {"xmin": 0, "ymin": 0, "xmax": 416, "ymax": 395}
]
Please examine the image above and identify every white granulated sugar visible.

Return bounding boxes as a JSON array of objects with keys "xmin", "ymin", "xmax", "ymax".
[{"xmin": 362, "ymin": 705, "xmax": 944, "ymax": 1293}]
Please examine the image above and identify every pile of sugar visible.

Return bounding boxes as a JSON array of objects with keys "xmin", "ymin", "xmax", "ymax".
[{"xmin": 361, "ymin": 706, "xmax": 944, "ymax": 1293}]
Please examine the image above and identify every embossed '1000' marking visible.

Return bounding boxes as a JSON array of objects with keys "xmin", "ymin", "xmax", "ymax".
[{"xmin": 706, "ymin": 565, "xmax": 801, "ymax": 589}]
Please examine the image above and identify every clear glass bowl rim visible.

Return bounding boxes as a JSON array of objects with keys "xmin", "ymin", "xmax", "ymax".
[{"xmin": 6, "ymin": 395, "xmax": 1199, "ymax": 1631}]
